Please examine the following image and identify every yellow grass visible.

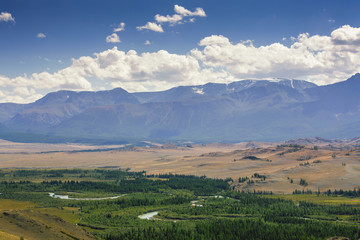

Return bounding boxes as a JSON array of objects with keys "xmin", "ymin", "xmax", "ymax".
[
  {"xmin": 0, "ymin": 231, "xmax": 19, "ymax": 240},
  {"xmin": 0, "ymin": 199, "xmax": 36, "ymax": 210},
  {"xmin": 38, "ymin": 207, "xmax": 81, "ymax": 224},
  {"xmin": 147, "ymin": 177, "xmax": 169, "ymax": 181},
  {"xmin": 265, "ymin": 194, "xmax": 360, "ymax": 206}
]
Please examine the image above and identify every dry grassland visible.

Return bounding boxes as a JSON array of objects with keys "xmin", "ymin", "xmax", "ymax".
[{"xmin": 0, "ymin": 140, "xmax": 359, "ymax": 193}]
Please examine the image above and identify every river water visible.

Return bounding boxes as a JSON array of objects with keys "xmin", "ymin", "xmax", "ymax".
[
  {"xmin": 138, "ymin": 211, "xmax": 159, "ymax": 220},
  {"xmin": 48, "ymin": 193, "xmax": 125, "ymax": 200}
]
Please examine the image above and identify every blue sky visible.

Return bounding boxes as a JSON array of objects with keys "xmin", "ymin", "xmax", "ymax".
[{"xmin": 1, "ymin": 0, "xmax": 360, "ymax": 103}]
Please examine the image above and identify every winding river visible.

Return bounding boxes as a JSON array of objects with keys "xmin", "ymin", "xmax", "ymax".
[
  {"xmin": 138, "ymin": 211, "xmax": 159, "ymax": 220},
  {"xmin": 48, "ymin": 193, "xmax": 126, "ymax": 200}
]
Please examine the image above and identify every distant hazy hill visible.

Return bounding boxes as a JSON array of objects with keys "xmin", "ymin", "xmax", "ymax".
[{"xmin": 1, "ymin": 74, "xmax": 360, "ymax": 143}]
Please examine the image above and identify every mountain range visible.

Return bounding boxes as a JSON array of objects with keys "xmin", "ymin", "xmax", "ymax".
[{"xmin": 1, "ymin": 74, "xmax": 360, "ymax": 143}]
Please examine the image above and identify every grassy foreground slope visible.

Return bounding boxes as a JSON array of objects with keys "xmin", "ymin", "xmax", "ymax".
[{"xmin": 0, "ymin": 169, "xmax": 359, "ymax": 240}]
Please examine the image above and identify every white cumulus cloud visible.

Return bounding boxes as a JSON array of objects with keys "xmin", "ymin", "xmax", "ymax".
[
  {"xmin": 138, "ymin": 5, "xmax": 206, "ymax": 32},
  {"xmin": 331, "ymin": 25, "xmax": 360, "ymax": 45},
  {"xmin": 3, "ymin": 25, "xmax": 360, "ymax": 103},
  {"xmin": 155, "ymin": 13, "xmax": 182, "ymax": 25},
  {"xmin": 174, "ymin": 5, "xmax": 206, "ymax": 17},
  {"xmin": 0, "ymin": 12, "xmax": 15, "ymax": 22},
  {"xmin": 106, "ymin": 33, "xmax": 121, "ymax": 43},
  {"xmin": 37, "ymin": 33, "xmax": 46, "ymax": 38},
  {"xmin": 199, "ymin": 35, "xmax": 231, "ymax": 46},
  {"xmin": 136, "ymin": 22, "xmax": 164, "ymax": 32},
  {"xmin": 194, "ymin": 25, "xmax": 360, "ymax": 85},
  {"xmin": 114, "ymin": 22, "xmax": 125, "ymax": 32},
  {"xmin": 0, "ymin": 47, "xmax": 233, "ymax": 102}
]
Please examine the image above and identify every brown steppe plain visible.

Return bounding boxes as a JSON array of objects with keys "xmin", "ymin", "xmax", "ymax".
[{"xmin": 0, "ymin": 139, "xmax": 359, "ymax": 194}]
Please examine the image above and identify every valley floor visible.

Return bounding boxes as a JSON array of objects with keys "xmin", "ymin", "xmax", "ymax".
[{"xmin": 0, "ymin": 140, "xmax": 359, "ymax": 193}]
